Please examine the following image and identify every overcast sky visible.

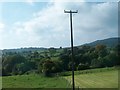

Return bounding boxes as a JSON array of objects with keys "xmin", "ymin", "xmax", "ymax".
[{"xmin": 0, "ymin": 0, "xmax": 119, "ymax": 49}]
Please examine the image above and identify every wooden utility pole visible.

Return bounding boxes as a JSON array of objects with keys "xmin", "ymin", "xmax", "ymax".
[{"xmin": 64, "ymin": 10, "xmax": 78, "ymax": 90}]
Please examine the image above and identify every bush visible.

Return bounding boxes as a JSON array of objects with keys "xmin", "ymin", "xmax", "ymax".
[{"xmin": 77, "ymin": 63, "xmax": 90, "ymax": 70}]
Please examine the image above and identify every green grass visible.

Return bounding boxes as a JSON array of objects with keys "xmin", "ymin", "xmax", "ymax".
[
  {"xmin": 59, "ymin": 67, "xmax": 117, "ymax": 76},
  {"xmin": 2, "ymin": 74, "xmax": 69, "ymax": 88},
  {"xmin": 64, "ymin": 69, "xmax": 118, "ymax": 88},
  {"xmin": 2, "ymin": 67, "xmax": 119, "ymax": 88}
]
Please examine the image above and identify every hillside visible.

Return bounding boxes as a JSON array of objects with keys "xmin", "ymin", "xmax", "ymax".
[
  {"xmin": 84, "ymin": 37, "xmax": 119, "ymax": 47},
  {"xmin": 2, "ymin": 37, "xmax": 119, "ymax": 53},
  {"xmin": 2, "ymin": 47, "xmax": 47, "ymax": 53},
  {"xmin": 2, "ymin": 36, "xmax": 119, "ymax": 77}
]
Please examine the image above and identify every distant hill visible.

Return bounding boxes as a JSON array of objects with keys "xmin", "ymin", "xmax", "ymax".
[
  {"xmin": 2, "ymin": 37, "xmax": 119, "ymax": 53},
  {"xmin": 2, "ymin": 47, "xmax": 47, "ymax": 53},
  {"xmin": 84, "ymin": 37, "xmax": 119, "ymax": 47}
]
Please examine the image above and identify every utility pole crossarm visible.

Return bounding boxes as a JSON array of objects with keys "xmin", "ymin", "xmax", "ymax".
[{"xmin": 64, "ymin": 10, "xmax": 78, "ymax": 13}]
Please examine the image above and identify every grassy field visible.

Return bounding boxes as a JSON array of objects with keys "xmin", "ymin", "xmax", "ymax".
[
  {"xmin": 2, "ymin": 67, "xmax": 119, "ymax": 88},
  {"xmin": 2, "ymin": 74, "xmax": 69, "ymax": 88},
  {"xmin": 64, "ymin": 69, "xmax": 118, "ymax": 88}
]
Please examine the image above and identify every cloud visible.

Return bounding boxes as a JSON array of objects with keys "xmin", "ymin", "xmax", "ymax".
[
  {"xmin": 0, "ymin": 1, "xmax": 118, "ymax": 49},
  {"xmin": 0, "ymin": 0, "xmax": 119, "ymax": 3},
  {"xmin": 0, "ymin": 22, "xmax": 4, "ymax": 30},
  {"xmin": 0, "ymin": 22, "xmax": 5, "ymax": 48},
  {"xmin": 50, "ymin": 0, "xmax": 85, "ymax": 2},
  {"xmin": 0, "ymin": 22, "xmax": 5, "ymax": 36},
  {"xmin": 25, "ymin": 0, "xmax": 34, "ymax": 5},
  {"xmin": 74, "ymin": 2, "xmax": 118, "ymax": 43}
]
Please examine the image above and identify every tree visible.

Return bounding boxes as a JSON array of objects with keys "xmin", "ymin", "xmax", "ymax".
[
  {"xmin": 91, "ymin": 59, "xmax": 100, "ymax": 68},
  {"xmin": 42, "ymin": 60, "xmax": 55, "ymax": 76},
  {"xmin": 48, "ymin": 47, "xmax": 56, "ymax": 57},
  {"xmin": 59, "ymin": 54, "xmax": 70, "ymax": 71},
  {"xmin": 2, "ymin": 54, "xmax": 26, "ymax": 75},
  {"xmin": 33, "ymin": 51, "xmax": 39, "ymax": 58},
  {"xmin": 60, "ymin": 46, "xmax": 62, "ymax": 49},
  {"xmin": 104, "ymin": 52, "xmax": 119, "ymax": 67},
  {"xmin": 77, "ymin": 63, "xmax": 89, "ymax": 70},
  {"xmin": 95, "ymin": 44, "xmax": 107, "ymax": 57}
]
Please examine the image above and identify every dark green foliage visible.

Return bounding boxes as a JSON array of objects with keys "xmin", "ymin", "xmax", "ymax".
[
  {"xmin": 43, "ymin": 60, "xmax": 54, "ymax": 73},
  {"xmin": 85, "ymin": 37, "xmax": 119, "ymax": 47},
  {"xmin": 41, "ymin": 60, "xmax": 57, "ymax": 76},
  {"xmin": 39, "ymin": 59, "xmax": 62, "ymax": 77},
  {"xmin": 77, "ymin": 63, "xmax": 89, "ymax": 70},
  {"xmin": 33, "ymin": 51, "xmax": 39, "ymax": 58},
  {"xmin": 2, "ymin": 54, "xmax": 26, "ymax": 75},
  {"xmin": 95, "ymin": 44, "xmax": 108, "ymax": 57},
  {"xmin": 48, "ymin": 47, "xmax": 56, "ymax": 57},
  {"xmin": 2, "ymin": 40, "xmax": 119, "ymax": 76}
]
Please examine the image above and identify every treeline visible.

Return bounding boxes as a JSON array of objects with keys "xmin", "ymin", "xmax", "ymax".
[{"xmin": 2, "ymin": 44, "xmax": 120, "ymax": 76}]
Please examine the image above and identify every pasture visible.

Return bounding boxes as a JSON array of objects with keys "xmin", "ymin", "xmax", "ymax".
[
  {"xmin": 65, "ymin": 69, "xmax": 118, "ymax": 88},
  {"xmin": 2, "ymin": 74, "xmax": 69, "ymax": 88},
  {"xmin": 2, "ymin": 67, "xmax": 119, "ymax": 88}
]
